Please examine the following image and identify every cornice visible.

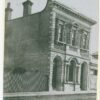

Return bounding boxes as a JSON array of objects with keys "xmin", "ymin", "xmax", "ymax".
[{"xmin": 52, "ymin": 1, "xmax": 96, "ymax": 25}]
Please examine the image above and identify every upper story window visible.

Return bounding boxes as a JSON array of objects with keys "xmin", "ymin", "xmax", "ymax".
[
  {"xmin": 71, "ymin": 27, "xmax": 77, "ymax": 46},
  {"xmin": 80, "ymin": 31, "xmax": 88, "ymax": 49},
  {"xmin": 70, "ymin": 23, "xmax": 79, "ymax": 47},
  {"xmin": 83, "ymin": 32, "xmax": 88, "ymax": 49},
  {"xmin": 55, "ymin": 19, "xmax": 66, "ymax": 43},
  {"xmin": 58, "ymin": 23, "xmax": 64, "ymax": 42}
]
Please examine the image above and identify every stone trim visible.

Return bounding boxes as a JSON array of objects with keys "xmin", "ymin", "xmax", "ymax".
[
  {"xmin": 52, "ymin": 1, "xmax": 96, "ymax": 25},
  {"xmin": 4, "ymin": 91, "xmax": 96, "ymax": 97}
]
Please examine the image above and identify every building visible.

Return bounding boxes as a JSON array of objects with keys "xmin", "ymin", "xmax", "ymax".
[
  {"xmin": 89, "ymin": 52, "xmax": 98, "ymax": 90},
  {"xmin": 4, "ymin": 0, "xmax": 98, "ymax": 99}
]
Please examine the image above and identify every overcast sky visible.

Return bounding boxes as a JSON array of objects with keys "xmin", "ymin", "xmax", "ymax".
[{"xmin": 6, "ymin": 0, "xmax": 99, "ymax": 53}]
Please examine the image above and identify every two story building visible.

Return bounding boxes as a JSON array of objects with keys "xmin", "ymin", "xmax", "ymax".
[{"xmin": 4, "ymin": 0, "xmax": 97, "ymax": 95}]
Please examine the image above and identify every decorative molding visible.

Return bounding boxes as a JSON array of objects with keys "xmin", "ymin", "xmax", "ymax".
[
  {"xmin": 52, "ymin": 1, "xmax": 96, "ymax": 25},
  {"xmin": 67, "ymin": 57, "xmax": 80, "ymax": 65}
]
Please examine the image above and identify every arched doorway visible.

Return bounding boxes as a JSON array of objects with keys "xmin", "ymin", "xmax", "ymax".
[
  {"xmin": 80, "ymin": 62, "xmax": 88, "ymax": 90},
  {"xmin": 52, "ymin": 56, "xmax": 62, "ymax": 91}
]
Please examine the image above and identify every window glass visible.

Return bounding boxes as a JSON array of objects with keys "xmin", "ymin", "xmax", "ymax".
[
  {"xmin": 69, "ymin": 64, "xmax": 74, "ymax": 81},
  {"xmin": 55, "ymin": 19, "xmax": 66, "ymax": 43},
  {"xmin": 58, "ymin": 24, "xmax": 64, "ymax": 42},
  {"xmin": 71, "ymin": 27, "xmax": 77, "ymax": 46},
  {"xmin": 66, "ymin": 65, "xmax": 69, "ymax": 82},
  {"xmin": 94, "ymin": 70, "xmax": 97, "ymax": 75},
  {"xmin": 76, "ymin": 67, "xmax": 79, "ymax": 83},
  {"xmin": 68, "ymin": 61, "xmax": 75, "ymax": 82},
  {"xmin": 90, "ymin": 69, "xmax": 97, "ymax": 75},
  {"xmin": 83, "ymin": 32, "xmax": 87, "ymax": 49}
]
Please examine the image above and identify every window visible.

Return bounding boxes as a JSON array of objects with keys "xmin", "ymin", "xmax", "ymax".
[
  {"xmin": 65, "ymin": 24, "xmax": 72, "ymax": 44},
  {"xmin": 94, "ymin": 70, "xmax": 97, "ymax": 75},
  {"xmin": 65, "ymin": 60, "xmax": 79, "ymax": 84},
  {"xmin": 65, "ymin": 65, "xmax": 69, "ymax": 82},
  {"xmin": 68, "ymin": 60, "xmax": 76, "ymax": 82},
  {"xmin": 83, "ymin": 33, "xmax": 87, "ymax": 49},
  {"xmin": 80, "ymin": 63, "xmax": 88, "ymax": 90},
  {"xmin": 68, "ymin": 63, "xmax": 74, "ymax": 81},
  {"xmin": 58, "ymin": 24, "xmax": 64, "ymax": 42},
  {"xmin": 80, "ymin": 31, "xmax": 88, "ymax": 49},
  {"xmin": 90, "ymin": 69, "xmax": 97, "ymax": 76},
  {"xmin": 52, "ymin": 56, "xmax": 62, "ymax": 90},
  {"xmin": 76, "ymin": 67, "xmax": 79, "ymax": 83},
  {"xmin": 55, "ymin": 19, "xmax": 66, "ymax": 43},
  {"xmin": 71, "ymin": 27, "xmax": 77, "ymax": 46}
]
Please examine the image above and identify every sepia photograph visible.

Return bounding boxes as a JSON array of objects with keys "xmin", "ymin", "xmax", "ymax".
[{"xmin": 3, "ymin": 0, "xmax": 99, "ymax": 100}]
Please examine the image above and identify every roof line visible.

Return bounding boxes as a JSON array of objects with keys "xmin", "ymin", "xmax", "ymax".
[{"xmin": 52, "ymin": 1, "xmax": 96, "ymax": 25}]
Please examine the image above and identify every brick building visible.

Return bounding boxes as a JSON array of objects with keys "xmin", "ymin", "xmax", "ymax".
[{"xmin": 4, "ymin": 0, "xmax": 97, "ymax": 96}]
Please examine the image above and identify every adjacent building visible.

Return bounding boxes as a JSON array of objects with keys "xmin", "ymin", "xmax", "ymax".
[{"xmin": 89, "ymin": 52, "xmax": 98, "ymax": 90}]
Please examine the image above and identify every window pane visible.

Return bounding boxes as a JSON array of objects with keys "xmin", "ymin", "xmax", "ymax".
[
  {"xmin": 58, "ymin": 24, "xmax": 63, "ymax": 42},
  {"xmin": 71, "ymin": 27, "xmax": 77, "ymax": 46},
  {"xmin": 83, "ymin": 34, "xmax": 87, "ymax": 49},
  {"xmin": 76, "ymin": 67, "xmax": 79, "ymax": 83},
  {"xmin": 66, "ymin": 65, "xmax": 69, "ymax": 82},
  {"xmin": 94, "ymin": 70, "xmax": 97, "ymax": 75},
  {"xmin": 69, "ymin": 62, "xmax": 74, "ymax": 81}
]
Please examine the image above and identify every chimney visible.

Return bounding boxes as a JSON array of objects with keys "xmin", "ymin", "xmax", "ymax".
[
  {"xmin": 5, "ymin": 2, "xmax": 13, "ymax": 20},
  {"xmin": 23, "ymin": 0, "xmax": 33, "ymax": 16}
]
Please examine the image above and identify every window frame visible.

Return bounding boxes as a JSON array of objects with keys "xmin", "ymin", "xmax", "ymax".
[
  {"xmin": 80, "ymin": 30, "xmax": 89, "ymax": 50},
  {"xmin": 56, "ymin": 19, "xmax": 66, "ymax": 44},
  {"xmin": 83, "ymin": 31, "xmax": 88, "ymax": 49},
  {"xmin": 70, "ymin": 25, "xmax": 78, "ymax": 47},
  {"xmin": 65, "ymin": 61, "xmax": 79, "ymax": 84}
]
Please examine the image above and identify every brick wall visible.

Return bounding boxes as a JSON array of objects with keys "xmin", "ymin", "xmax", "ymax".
[{"xmin": 4, "ymin": 0, "xmax": 52, "ymax": 92}]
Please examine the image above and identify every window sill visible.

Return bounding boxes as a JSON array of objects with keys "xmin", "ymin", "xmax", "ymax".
[
  {"xmin": 64, "ymin": 81, "xmax": 80, "ymax": 85},
  {"xmin": 80, "ymin": 48, "xmax": 89, "ymax": 51},
  {"xmin": 67, "ymin": 44, "xmax": 78, "ymax": 49},
  {"xmin": 57, "ymin": 40, "xmax": 66, "ymax": 44}
]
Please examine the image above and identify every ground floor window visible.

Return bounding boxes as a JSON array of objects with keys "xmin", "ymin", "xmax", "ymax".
[
  {"xmin": 52, "ymin": 56, "xmax": 63, "ymax": 91},
  {"xmin": 68, "ymin": 60, "xmax": 75, "ymax": 82},
  {"xmin": 65, "ymin": 60, "xmax": 79, "ymax": 83},
  {"xmin": 80, "ymin": 63, "xmax": 88, "ymax": 90},
  {"xmin": 65, "ymin": 61, "xmax": 88, "ymax": 91}
]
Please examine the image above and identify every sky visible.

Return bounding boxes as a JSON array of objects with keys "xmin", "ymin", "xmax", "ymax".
[{"xmin": 6, "ymin": 0, "xmax": 99, "ymax": 53}]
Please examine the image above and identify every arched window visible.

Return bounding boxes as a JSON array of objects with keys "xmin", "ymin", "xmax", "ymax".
[
  {"xmin": 52, "ymin": 56, "xmax": 62, "ymax": 91},
  {"xmin": 71, "ymin": 23, "xmax": 78, "ymax": 46},
  {"xmin": 80, "ymin": 62, "xmax": 88, "ymax": 90},
  {"xmin": 65, "ymin": 59, "xmax": 79, "ymax": 84}
]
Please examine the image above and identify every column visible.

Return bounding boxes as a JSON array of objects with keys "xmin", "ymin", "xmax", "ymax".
[
  {"xmin": 65, "ymin": 63, "xmax": 70, "ymax": 83},
  {"xmin": 48, "ymin": 58, "xmax": 53, "ymax": 91},
  {"xmin": 61, "ymin": 61, "xmax": 65, "ymax": 91},
  {"xmin": 78, "ymin": 65, "xmax": 81, "ymax": 85},
  {"xmin": 75, "ymin": 65, "xmax": 81, "ymax": 91}
]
